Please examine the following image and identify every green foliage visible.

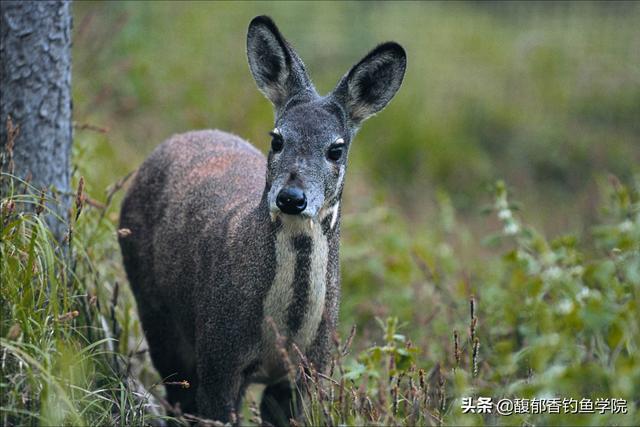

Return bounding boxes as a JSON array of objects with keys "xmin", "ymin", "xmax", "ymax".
[
  {"xmin": 347, "ymin": 317, "xmax": 419, "ymax": 382},
  {"xmin": 0, "ymin": 171, "xmax": 162, "ymax": 426},
  {"xmin": 301, "ymin": 176, "xmax": 639, "ymax": 426},
  {"xmin": 470, "ymin": 177, "xmax": 639, "ymax": 425}
]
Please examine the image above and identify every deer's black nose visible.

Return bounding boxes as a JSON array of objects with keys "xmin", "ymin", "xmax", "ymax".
[{"xmin": 276, "ymin": 187, "xmax": 307, "ymax": 215}]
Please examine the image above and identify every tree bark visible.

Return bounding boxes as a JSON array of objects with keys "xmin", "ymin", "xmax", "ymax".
[{"xmin": 1, "ymin": 0, "xmax": 73, "ymax": 241}]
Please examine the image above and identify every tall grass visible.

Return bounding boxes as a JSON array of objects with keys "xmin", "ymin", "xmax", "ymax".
[
  {"xmin": 3, "ymin": 150, "xmax": 638, "ymax": 425},
  {"xmin": 0, "ymin": 155, "xmax": 164, "ymax": 425}
]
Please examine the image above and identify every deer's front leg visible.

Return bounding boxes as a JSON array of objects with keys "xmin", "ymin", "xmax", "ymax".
[
  {"xmin": 195, "ymin": 341, "xmax": 246, "ymax": 424},
  {"xmin": 194, "ymin": 310, "xmax": 253, "ymax": 425},
  {"xmin": 260, "ymin": 380, "xmax": 303, "ymax": 427}
]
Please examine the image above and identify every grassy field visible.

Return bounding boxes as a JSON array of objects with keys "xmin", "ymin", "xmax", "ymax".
[{"xmin": 2, "ymin": 2, "xmax": 640, "ymax": 426}]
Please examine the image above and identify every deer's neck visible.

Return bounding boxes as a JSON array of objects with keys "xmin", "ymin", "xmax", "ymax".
[{"xmin": 261, "ymin": 200, "xmax": 340, "ymax": 354}]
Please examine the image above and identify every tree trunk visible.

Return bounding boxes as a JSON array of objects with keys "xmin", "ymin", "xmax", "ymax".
[{"xmin": 1, "ymin": 0, "xmax": 73, "ymax": 241}]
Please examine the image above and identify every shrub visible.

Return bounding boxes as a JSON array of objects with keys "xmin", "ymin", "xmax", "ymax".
[{"xmin": 298, "ymin": 176, "xmax": 639, "ymax": 426}]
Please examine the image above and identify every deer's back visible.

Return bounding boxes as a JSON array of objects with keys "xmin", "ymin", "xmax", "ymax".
[{"xmin": 119, "ymin": 130, "xmax": 266, "ymax": 329}]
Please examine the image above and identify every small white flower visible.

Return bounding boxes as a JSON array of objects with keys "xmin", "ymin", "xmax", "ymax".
[
  {"xmin": 504, "ymin": 222, "xmax": 520, "ymax": 235},
  {"xmin": 543, "ymin": 266, "xmax": 562, "ymax": 280},
  {"xmin": 619, "ymin": 219, "xmax": 633, "ymax": 232},
  {"xmin": 498, "ymin": 209, "xmax": 512, "ymax": 220},
  {"xmin": 577, "ymin": 287, "xmax": 590, "ymax": 301},
  {"xmin": 557, "ymin": 299, "xmax": 574, "ymax": 314}
]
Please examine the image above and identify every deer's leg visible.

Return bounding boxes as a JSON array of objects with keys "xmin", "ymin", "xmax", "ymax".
[
  {"xmin": 260, "ymin": 380, "xmax": 302, "ymax": 427},
  {"xmin": 138, "ymin": 304, "xmax": 198, "ymax": 414},
  {"xmin": 195, "ymin": 329, "xmax": 253, "ymax": 424},
  {"xmin": 196, "ymin": 375, "xmax": 242, "ymax": 424},
  {"xmin": 306, "ymin": 317, "xmax": 331, "ymax": 374}
]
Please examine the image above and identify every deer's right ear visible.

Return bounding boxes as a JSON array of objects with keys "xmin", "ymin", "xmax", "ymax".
[{"xmin": 247, "ymin": 16, "xmax": 314, "ymax": 111}]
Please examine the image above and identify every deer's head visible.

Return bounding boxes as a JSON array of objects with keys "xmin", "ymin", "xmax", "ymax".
[{"xmin": 247, "ymin": 16, "xmax": 406, "ymax": 223}]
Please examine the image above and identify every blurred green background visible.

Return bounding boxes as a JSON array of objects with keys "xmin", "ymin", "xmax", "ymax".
[{"xmin": 73, "ymin": 1, "xmax": 640, "ymax": 235}]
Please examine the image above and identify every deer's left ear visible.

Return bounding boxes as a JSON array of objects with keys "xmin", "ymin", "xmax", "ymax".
[{"xmin": 331, "ymin": 42, "xmax": 406, "ymax": 127}]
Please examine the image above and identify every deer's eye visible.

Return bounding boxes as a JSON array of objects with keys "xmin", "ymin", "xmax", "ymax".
[
  {"xmin": 327, "ymin": 144, "xmax": 344, "ymax": 162},
  {"xmin": 270, "ymin": 132, "xmax": 284, "ymax": 153}
]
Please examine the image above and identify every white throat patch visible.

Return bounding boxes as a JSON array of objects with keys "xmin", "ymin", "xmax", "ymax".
[{"xmin": 261, "ymin": 217, "xmax": 328, "ymax": 375}]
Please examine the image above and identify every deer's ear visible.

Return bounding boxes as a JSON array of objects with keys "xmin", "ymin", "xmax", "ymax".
[
  {"xmin": 247, "ymin": 16, "xmax": 314, "ymax": 111},
  {"xmin": 332, "ymin": 42, "xmax": 406, "ymax": 127}
]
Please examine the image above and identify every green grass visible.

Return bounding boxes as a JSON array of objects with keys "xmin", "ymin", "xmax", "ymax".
[
  {"xmin": 2, "ymin": 162, "xmax": 638, "ymax": 425},
  {"xmin": 0, "ymin": 170, "xmax": 166, "ymax": 426},
  {"xmin": 2, "ymin": 2, "xmax": 640, "ymax": 426},
  {"xmin": 333, "ymin": 177, "xmax": 640, "ymax": 425}
]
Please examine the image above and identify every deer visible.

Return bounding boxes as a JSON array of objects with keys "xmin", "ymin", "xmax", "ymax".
[{"xmin": 119, "ymin": 15, "xmax": 406, "ymax": 425}]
